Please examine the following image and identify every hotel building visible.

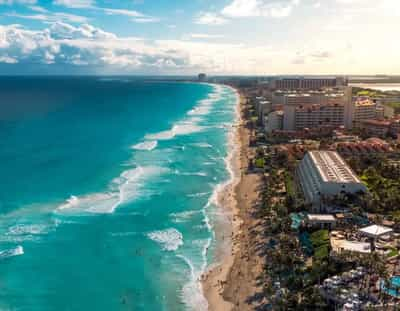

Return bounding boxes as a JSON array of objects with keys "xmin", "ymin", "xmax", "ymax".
[
  {"xmin": 265, "ymin": 110, "xmax": 284, "ymax": 133},
  {"xmin": 352, "ymin": 99, "xmax": 378, "ymax": 128},
  {"xmin": 282, "ymin": 89, "xmax": 352, "ymax": 131},
  {"xmin": 269, "ymin": 77, "xmax": 347, "ymax": 90},
  {"xmin": 297, "ymin": 151, "xmax": 367, "ymax": 211}
]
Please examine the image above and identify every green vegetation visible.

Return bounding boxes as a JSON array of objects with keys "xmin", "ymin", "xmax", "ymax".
[
  {"xmin": 310, "ymin": 230, "xmax": 330, "ymax": 261},
  {"xmin": 284, "ymin": 172, "xmax": 295, "ymax": 197},
  {"xmin": 255, "ymin": 158, "xmax": 265, "ymax": 168},
  {"xmin": 385, "ymin": 102, "xmax": 400, "ymax": 113},
  {"xmin": 360, "ymin": 166, "xmax": 400, "ymax": 213},
  {"xmin": 310, "ymin": 230, "xmax": 329, "ymax": 246},
  {"xmin": 357, "ymin": 90, "xmax": 379, "ymax": 97},
  {"xmin": 352, "ymin": 87, "xmax": 389, "ymax": 98},
  {"xmin": 388, "ymin": 248, "xmax": 399, "ymax": 258}
]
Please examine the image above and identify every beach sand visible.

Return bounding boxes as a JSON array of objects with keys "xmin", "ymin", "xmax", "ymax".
[{"xmin": 202, "ymin": 90, "xmax": 267, "ymax": 310}]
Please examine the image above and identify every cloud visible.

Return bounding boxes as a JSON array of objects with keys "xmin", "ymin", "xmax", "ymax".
[
  {"xmin": 311, "ymin": 51, "xmax": 331, "ymax": 59},
  {"xmin": 0, "ymin": 22, "xmax": 190, "ymax": 70},
  {"xmin": 99, "ymin": 7, "xmax": 160, "ymax": 22},
  {"xmin": 131, "ymin": 17, "xmax": 160, "ymax": 23},
  {"xmin": 29, "ymin": 5, "xmax": 48, "ymax": 12},
  {"xmin": 0, "ymin": 21, "xmax": 284, "ymax": 74},
  {"xmin": 0, "ymin": 55, "xmax": 17, "ymax": 63},
  {"xmin": 292, "ymin": 50, "xmax": 332, "ymax": 65},
  {"xmin": 6, "ymin": 11, "xmax": 89, "ymax": 23},
  {"xmin": 194, "ymin": 12, "xmax": 228, "ymax": 25},
  {"xmin": 190, "ymin": 33, "xmax": 224, "ymax": 39},
  {"xmin": 49, "ymin": 22, "xmax": 116, "ymax": 39},
  {"xmin": 0, "ymin": 0, "xmax": 36, "ymax": 4},
  {"xmin": 53, "ymin": 0, "xmax": 94, "ymax": 8},
  {"xmin": 221, "ymin": 0, "xmax": 300, "ymax": 18},
  {"xmin": 102, "ymin": 8, "xmax": 144, "ymax": 18}
]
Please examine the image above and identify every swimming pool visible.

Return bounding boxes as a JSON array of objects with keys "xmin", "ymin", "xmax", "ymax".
[{"xmin": 381, "ymin": 276, "xmax": 400, "ymax": 298}]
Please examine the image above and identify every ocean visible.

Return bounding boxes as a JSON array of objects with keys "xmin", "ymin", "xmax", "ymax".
[
  {"xmin": 350, "ymin": 83, "xmax": 400, "ymax": 92},
  {"xmin": 0, "ymin": 77, "xmax": 238, "ymax": 310}
]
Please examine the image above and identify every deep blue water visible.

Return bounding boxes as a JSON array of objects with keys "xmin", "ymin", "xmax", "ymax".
[{"xmin": 0, "ymin": 77, "xmax": 237, "ymax": 310}]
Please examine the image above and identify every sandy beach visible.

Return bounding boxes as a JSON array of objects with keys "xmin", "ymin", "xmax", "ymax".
[{"xmin": 202, "ymin": 89, "xmax": 267, "ymax": 310}]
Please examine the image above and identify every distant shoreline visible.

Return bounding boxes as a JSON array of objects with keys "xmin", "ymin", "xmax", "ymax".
[{"xmin": 350, "ymin": 83, "xmax": 400, "ymax": 92}]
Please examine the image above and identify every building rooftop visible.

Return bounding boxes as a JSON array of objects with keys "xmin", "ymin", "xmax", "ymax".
[
  {"xmin": 355, "ymin": 99, "xmax": 376, "ymax": 107},
  {"xmin": 335, "ymin": 240, "xmax": 371, "ymax": 254},
  {"xmin": 358, "ymin": 224, "xmax": 393, "ymax": 238},
  {"xmin": 307, "ymin": 214, "xmax": 336, "ymax": 222},
  {"xmin": 308, "ymin": 151, "xmax": 361, "ymax": 183}
]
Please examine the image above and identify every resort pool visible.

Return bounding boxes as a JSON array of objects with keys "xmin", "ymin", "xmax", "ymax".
[
  {"xmin": 290, "ymin": 212, "xmax": 306, "ymax": 230},
  {"xmin": 381, "ymin": 276, "xmax": 400, "ymax": 298}
]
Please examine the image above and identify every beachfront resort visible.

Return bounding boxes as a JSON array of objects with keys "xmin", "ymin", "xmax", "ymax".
[{"xmin": 210, "ymin": 76, "xmax": 400, "ymax": 310}]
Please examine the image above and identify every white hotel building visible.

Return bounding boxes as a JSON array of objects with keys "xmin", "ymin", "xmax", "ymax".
[{"xmin": 297, "ymin": 151, "xmax": 367, "ymax": 211}]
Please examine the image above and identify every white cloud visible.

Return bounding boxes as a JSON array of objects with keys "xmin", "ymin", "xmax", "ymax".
[
  {"xmin": 195, "ymin": 12, "xmax": 228, "ymax": 25},
  {"xmin": 29, "ymin": 5, "xmax": 48, "ymax": 12},
  {"xmin": 0, "ymin": 0, "xmax": 36, "ymax": 4},
  {"xmin": 313, "ymin": 2, "xmax": 321, "ymax": 8},
  {"xmin": 49, "ymin": 22, "xmax": 116, "ymax": 39},
  {"xmin": 0, "ymin": 55, "xmax": 17, "ymax": 63},
  {"xmin": 190, "ymin": 33, "xmax": 224, "ymax": 39},
  {"xmin": 0, "ymin": 23, "xmax": 189, "ymax": 70},
  {"xmin": 222, "ymin": 0, "xmax": 300, "ymax": 18},
  {"xmin": 0, "ymin": 16, "xmax": 398, "ymax": 75},
  {"xmin": 102, "ymin": 8, "xmax": 144, "ymax": 18},
  {"xmin": 6, "ymin": 12, "xmax": 89, "ymax": 23},
  {"xmin": 100, "ymin": 7, "xmax": 160, "ymax": 23},
  {"xmin": 292, "ymin": 50, "xmax": 333, "ymax": 65},
  {"xmin": 131, "ymin": 17, "xmax": 160, "ymax": 23},
  {"xmin": 53, "ymin": 0, "xmax": 93, "ymax": 8}
]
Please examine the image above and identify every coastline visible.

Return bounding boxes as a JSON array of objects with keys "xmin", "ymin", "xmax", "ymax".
[
  {"xmin": 201, "ymin": 86, "xmax": 264, "ymax": 310},
  {"xmin": 200, "ymin": 85, "xmax": 241, "ymax": 311}
]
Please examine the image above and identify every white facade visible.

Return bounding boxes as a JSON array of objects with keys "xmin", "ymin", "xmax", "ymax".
[
  {"xmin": 265, "ymin": 110, "xmax": 284, "ymax": 133},
  {"xmin": 297, "ymin": 151, "xmax": 367, "ymax": 210},
  {"xmin": 353, "ymin": 99, "xmax": 377, "ymax": 128},
  {"xmin": 282, "ymin": 87, "xmax": 352, "ymax": 131}
]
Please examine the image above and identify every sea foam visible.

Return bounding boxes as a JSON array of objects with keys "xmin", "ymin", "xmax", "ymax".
[
  {"xmin": 147, "ymin": 228, "xmax": 183, "ymax": 251},
  {"xmin": 58, "ymin": 166, "xmax": 167, "ymax": 214},
  {"xmin": 131, "ymin": 141, "xmax": 158, "ymax": 151},
  {"xmin": 144, "ymin": 85, "xmax": 224, "ymax": 141},
  {"xmin": 0, "ymin": 246, "xmax": 24, "ymax": 259},
  {"xmin": 177, "ymin": 254, "xmax": 209, "ymax": 311}
]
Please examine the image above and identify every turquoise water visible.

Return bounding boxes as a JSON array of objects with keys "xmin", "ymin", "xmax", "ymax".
[
  {"xmin": 0, "ymin": 77, "xmax": 238, "ymax": 310},
  {"xmin": 382, "ymin": 276, "xmax": 400, "ymax": 298}
]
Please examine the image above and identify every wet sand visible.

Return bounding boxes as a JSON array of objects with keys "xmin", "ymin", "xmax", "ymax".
[{"xmin": 202, "ymin": 91, "xmax": 266, "ymax": 310}]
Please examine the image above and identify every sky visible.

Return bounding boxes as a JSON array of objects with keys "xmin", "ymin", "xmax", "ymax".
[{"xmin": 0, "ymin": 0, "xmax": 399, "ymax": 75}]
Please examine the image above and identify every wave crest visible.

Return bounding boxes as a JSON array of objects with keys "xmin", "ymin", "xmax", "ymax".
[
  {"xmin": 58, "ymin": 166, "xmax": 168, "ymax": 214},
  {"xmin": 147, "ymin": 228, "xmax": 183, "ymax": 251},
  {"xmin": 131, "ymin": 141, "xmax": 158, "ymax": 151},
  {"xmin": 0, "ymin": 246, "xmax": 24, "ymax": 259}
]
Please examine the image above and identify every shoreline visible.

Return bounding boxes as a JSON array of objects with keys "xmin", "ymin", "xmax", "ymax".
[
  {"xmin": 202, "ymin": 85, "xmax": 267, "ymax": 311},
  {"xmin": 200, "ymin": 85, "xmax": 242, "ymax": 311},
  {"xmin": 201, "ymin": 86, "xmax": 255, "ymax": 310}
]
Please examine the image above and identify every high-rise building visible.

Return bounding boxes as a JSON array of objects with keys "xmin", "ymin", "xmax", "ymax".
[
  {"xmin": 352, "ymin": 99, "xmax": 378, "ymax": 128},
  {"xmin": 282, "ymin": 88, "xmax": 352, "ymax": 131},
  {"xmin": 297, "ymin": 151, "xmax": 367, "ymax": 210},
  {"xmin": 265, "ymin": 110, "xmax": 284, "ymax": 133},
  {"xmin": 269, "ymin": 77, "xmax": 347, "ymax": 90},
  {"xmin": 198, "ymin": 73, "xmax": 207, "ymax": 82}
]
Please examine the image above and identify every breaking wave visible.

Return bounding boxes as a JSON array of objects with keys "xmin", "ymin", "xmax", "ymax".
[
  {"xmin": 147, "ymin": 228, "xmax": 183, "ymax": 251},
  {"xmin": 131, "ymin": 141, "xmax": 158, "ymax": 151},
  {"xmin": 0, "ymin": 246, "xmax": 24, "ymax": 260},
  {"xmin": 58, "ymin": 166, "xmax": 168, "ymax": 214}
]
